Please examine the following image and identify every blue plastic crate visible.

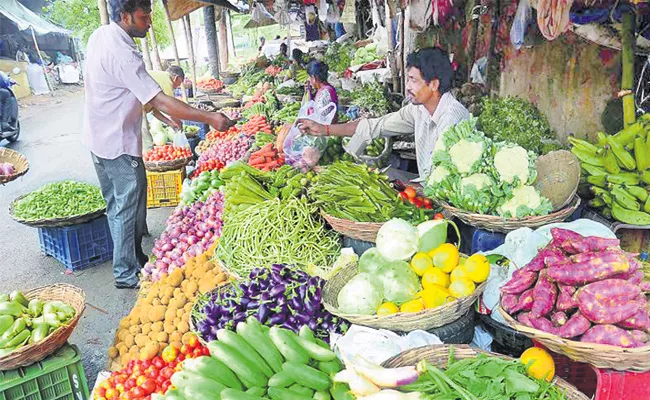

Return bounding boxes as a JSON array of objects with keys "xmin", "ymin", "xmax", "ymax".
[
  {"xmin": 471, "ymin": 229, "xmax": 506, "ymax": 254},
  {"xmin": 182, "ymin": 120, "xmax": 210, "ymax": 139},
  {"xmin": 38, "ymin": 216, "xmax": 113, "ymax": 271}
]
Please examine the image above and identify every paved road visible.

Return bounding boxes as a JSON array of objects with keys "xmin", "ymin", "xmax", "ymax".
[{"xmin": 0, "ymin": 94, "xmax": 170, "ymax": 387}]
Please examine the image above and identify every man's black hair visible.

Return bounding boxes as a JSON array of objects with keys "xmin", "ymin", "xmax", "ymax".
[
  {"xmin": 109, "ymin": 0, "xmax": 152, "ymax": 22},
  {"xmin": 292, "ymin": 49, "xmax": 304, "ymax": 63},
  {"xmin": 167, "ymin": 65, "xmax": 185, "ymax": 81},
  {"xmin": 306, "ymin": 60, "xmax": 328, "ymax": 83},
  {"xmin": 406, "ymin": 47, "xmax": 453, "ymax": 94},
  {"xmin": 279, "ymin": 43, "xmax": 288, "ymax": 55}
]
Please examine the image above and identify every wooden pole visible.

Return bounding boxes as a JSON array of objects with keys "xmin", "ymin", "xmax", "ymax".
[
  {"xmin": 161, "ymin": 0, "xmax": 187, "ymax": 102},
  {"xmin": 386, "ymin": 0, "xmax": 400, "ymax": 92},
  {"xmin": 182, "ymin": 15, "xmax": 197, "ymax": 98},
  {"xmin": 400, "ymin": 6, "xmax": 406, "ymax": 94},
  {"xmin": 30, "ymin": 27, "xmax": 53, "ymax": 93},
  {"xmin": 467, "ymin": 0, "xmax": 481, "ymax": 82},
  {"xmin": 227, "ymin": 10, "xmax": 236, "ymax": 58},
  {"xmin": 149, "ymin": 0, "xmax": 163, "ymax": 70},
  {"xmin": 141, "ymin": 37, "xmax": 154, "ymax": 70},
  {"xmin": 485, "ymin": 0, "xmax": 500, "ymax": 94},
  {"xmin": 98, "ymin": 0, "xmax": 109, "ymax": 25},
  {"xmin": 621, "ymin": 10, "xmax": 636, "ymax": 126},
  {"xmin": 218, "ymin": 8, "xmax": 230, "ymax": 72},
  {"xmin": 204, "ymin": 5, "xmax": 221, "ymax": 78}
]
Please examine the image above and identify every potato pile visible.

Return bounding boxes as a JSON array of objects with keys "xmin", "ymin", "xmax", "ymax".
[{"xmin": 108, "ymin": 245, "xmax": 227, "ymax": 367}]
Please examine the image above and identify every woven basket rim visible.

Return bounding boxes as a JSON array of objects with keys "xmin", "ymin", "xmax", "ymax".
[
  {"xmin": 0, "ymin": 148, "xmax": 29, "ymax": 184},
  {"xmin": 9, "ymin": 193, "xmax": 106, "ymax": 228},
  {"xmin": 320, "ymin": 211, "xmax": 384, "ymax": 243},
  {"xmin": 144, "ymin": 156, "xmax": 191, "ymax": 172},
  {"xmin": 498, "ymin": 307, "xmax": 650, "ymax": 372}
]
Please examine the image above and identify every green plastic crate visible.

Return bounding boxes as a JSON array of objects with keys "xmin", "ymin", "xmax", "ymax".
[{"xmin": 0, "ymin": 344, "xmax": 89, "ymax": 400}]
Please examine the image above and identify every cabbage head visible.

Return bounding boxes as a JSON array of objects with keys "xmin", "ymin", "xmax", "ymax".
[
  {"xmin": 492, "ymin": 143, "xmax": 537, "ymax": 186},
  {"xmin": 376, "ymin": 219, "xmax": 419, "ymax": 261},
  {"xmin": 497, "ymin": 185, "xmax": 553, "ymax": 218},
  {"xmin": 358, "ymin": 248, "xmax": 389, "ymax": 275},
  {"xmin": 337, "ymin": 273, "xmax": 383, "ymax": 315},
  {"xmin": 376, "ymin": 261, "xmax": 422, "ymax": 304}
]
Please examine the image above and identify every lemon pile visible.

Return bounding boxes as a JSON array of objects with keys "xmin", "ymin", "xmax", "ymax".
[{"xmin": 377, "ymin": 245, "xmax": 490, "ymax": 315}]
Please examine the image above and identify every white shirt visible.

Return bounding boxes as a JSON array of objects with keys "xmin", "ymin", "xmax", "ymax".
[
  {"xmin": 344, "ymin": 92, "xmax": 469, "ymax": 179},
  {"xmin": 83, "ymin": 23, "xmax": 162, "ymax": 160}
]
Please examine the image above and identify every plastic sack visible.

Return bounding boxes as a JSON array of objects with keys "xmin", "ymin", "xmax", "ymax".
[
  {"xmin": 327, "ymin": 2, "xmax": 341, "ymax": 23},
  {"xmin": 173, "ymin": 130, "xmax": 191, "ymax": 148},
  {"xmin": 510, "ymin": 0, "xmax": 532, "ymax": 50},
  {"xmin": 283, "ymin": 100, "xmax": 336, "ymax": 170}
]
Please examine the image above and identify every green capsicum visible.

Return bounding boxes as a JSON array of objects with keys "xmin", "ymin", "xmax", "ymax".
[
  {"xmin": 9, "ymin": 291, "xmax": 29, "ymax": 307},
  {"xmin": 0, "ymin": 315, "xmax": 14, "ymax": 336},
  {"xmin": 3, "ymin": 329, "xmax": 30, "ymax": 348},
  {"xmin": 27, "ymin": 299, "xmax": 43, "ymax": 317},
  {"xmin": 29, "ymin": 321, "xmax": 49, "ymax": 344},
  {"xmin": 0, "ymin": 317, "xmax": 26, "ymax": 341}
]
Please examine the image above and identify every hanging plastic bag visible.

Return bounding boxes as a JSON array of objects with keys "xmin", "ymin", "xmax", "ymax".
[
  {"xmin": 173, "ymin": 130, "xmax": 191, "ymax": 148},
  {"xmin": 283, "ymin": 100, "xmax": 337, "ymax": 170},
  {"xmin": 327, "ymin": 2, "xmax": 341, "ymax": 23},
  {"xmin": 318, "ymin": 0, "xmax": 329, "ymax": 22},
  {"xmin": 251, "ymin": 2, "xmax": 274, "ymax": 22},
  {"xmin": 510, "ymin": 0, "xmax": 532, "ymax": 50}
]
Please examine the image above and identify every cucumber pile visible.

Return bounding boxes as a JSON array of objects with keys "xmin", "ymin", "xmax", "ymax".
[
  {"xmin": 572, "ymin": 114, "xmax": 650, "ymax": 225},
  {"xmin": 162, "ymin": 317, "xmax": 350, "ymax": 400}
]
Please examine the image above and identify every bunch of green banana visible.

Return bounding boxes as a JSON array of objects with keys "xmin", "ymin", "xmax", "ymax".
[
  {"xmin": 572, "ymin": 114, "xmax": 650, "ymax": 225},
  {"xmin": 0, "ymin": 291, "xmax": 76, "ymax": 357}
]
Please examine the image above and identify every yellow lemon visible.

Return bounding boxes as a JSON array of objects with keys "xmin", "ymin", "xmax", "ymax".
[
  {"xmin": 376, "ymin": 302, "xmax": 399, "ymax": 316},
  {"xmin": 410, "ymin": 253, "xmax": 433, "ymax": 276},
  {"xmin": 400, "ymin": 299, "xmax": 425, "ymax": 313},
  {"xmin": 464, "ymin": 254, "xmax": 490, "ymax": 283},
  {"xmin": 431, "ymin": 243, "xmax": 459, "ymax": 273},
  {"xmin": 420, "ymin": 285, "xmax": 452, "ymax": 309},
  {"xmin": 448, "ymin": 278, "xmax": 476, "ymax": 298},
  {"xmin": 422, "ymin": 267, "xmax": 450, "ymax": 289},
  {"xmin": 520, "ymin": 347, "xmax": 555, "ymax": 382},
  {"xmin": 450, "ymin": 265, "xmax": 471, "ymax": 282}
]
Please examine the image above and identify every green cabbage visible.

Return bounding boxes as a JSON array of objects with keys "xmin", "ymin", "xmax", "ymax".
[
  {"xmin": 376, "ymin": 219, "xmax": 419, "ymax": 261},
  {"xmin": 337, "ymin": 273, "xmax": 384, "ymax": 315},
  {"xmin": 376, "ymin": 261, "xmax": 422, "ymax": 304},
  {"xmin": 358, "ymin": 248, "xmax": 389, "ymax": 275}
]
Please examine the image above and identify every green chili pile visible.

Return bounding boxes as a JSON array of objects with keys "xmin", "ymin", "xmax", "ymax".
[{"xmin": 13, "ymin": 180, "xmax": 106, "ymax": 221}]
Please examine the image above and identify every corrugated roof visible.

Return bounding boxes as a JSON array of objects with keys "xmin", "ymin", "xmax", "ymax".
[
  {"xmin": 0, "ymin": 0, "xmax": 71, "ymax": 35},
  {"xmin": 165, "ymin": 0, "xmax": 240, "ymax": 21}
]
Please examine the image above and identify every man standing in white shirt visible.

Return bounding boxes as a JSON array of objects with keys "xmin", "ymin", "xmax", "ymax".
[
  {"xmin": 297, "ymin": 47, "xmax": 469, "ymax": 181},
  {"xmin": 83, "ymin": 0, "xmax": 234, "ymax": 289}
]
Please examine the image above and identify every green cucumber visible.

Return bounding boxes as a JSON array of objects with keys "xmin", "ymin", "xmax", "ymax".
[
  {"xmin": 207, "ymin": 341, "xmax": 268, "ymax": 389},
  {"xmin": 236, "ymin": 318, "xmax": 284, "ymax": 373},
  {"xmin": 282, "ymin": 362, "xmax": 331, "ymax": 391},
  {"xmin": 182, "ymin": 355, "xmax": 243, "ymax": 390},
  {"xmin": 217, "ymin": 329, "xmax": 274, "ymax": 378},
  {"xmin": 294, "ymin": 336, "xmax": 336, "ymax": 361},
  {"xmin": 314, "ymin": 391, "xmax": 332, "ymax": 400},
  {"xmin": 269, "ymin": 327, "xmax": 310, "ymax": 364},
  {"xmin": 268, "ymin": 371, "xmax": 294, "ymax": 388},
  {"xmin": 220, "ymin": 388, "xmax": 265, "ymax": 400},
  {"xmin": 267, "ymin": 387, "xmax": 312, "ymax": 400},
  {"xmin": 329, "ymin": 383, "xmax": 355, "ymax": 400},
  {"xmin": 317, "ymin": 360, "xmax": 344, "ymax": 375},
  {"xmin": 245, "ymin": 388, "xmax": 266, "ymax": 397},
  {"xmin": 288, "ymin": 384, "xmax": 313, "ymax": 397}
]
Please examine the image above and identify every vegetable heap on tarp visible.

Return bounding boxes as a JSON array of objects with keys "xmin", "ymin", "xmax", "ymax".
[{"xmin": 13, "ymin": 180, "xmax": 106, "ymax": 221}]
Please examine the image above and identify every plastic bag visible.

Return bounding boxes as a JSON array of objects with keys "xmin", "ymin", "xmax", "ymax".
[
  {"xmin": 510, "ymin": 0, "xmax": 532, "ymax": 50},
  {"xmin": 173, "ymin": 130, "xmax": 191, "ymax": 148},
  {"xmin": 283, "ymin": 100, "xmax": 336, "ymax": 170},
  {"xmin": 327, "ymin": 2, "xmax": 341, "ymax": 23}
]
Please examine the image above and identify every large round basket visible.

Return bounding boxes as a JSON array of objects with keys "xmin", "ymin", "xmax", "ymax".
[
  {"xmin": 321, "ymin": 212, "xmax": 383, "ymax": 243},
  {"xmin": 9, "ymin": 194, "xmax": 106, "ymax": 228},
  {"xmin": 144, "ymin": 156, "xmax": 191, "ymax": 172},
  {"xmin": 381, "ymin": 345, "xmax": 589, "ymax": 400},
  {"xmin": 0, "ymin": 284, "xmax": 86, "ymax": 370},
  {"xmin": 323, "ymin": 263, "xmax": 486, "ymax": 331},
  {"xmin": 499, "ymin": 307, "xmax": 650, "ymax": 372},
  {"xmin": 440, "ymin": 195, "xmax": 581, "ymax": 233},
  {"xmin": 534, "ymin": 150, "xmax": 581, "ymax": 211},
  {"xmin": 0, "ymin": 147, "xmax": 29, "ymax": 185}
]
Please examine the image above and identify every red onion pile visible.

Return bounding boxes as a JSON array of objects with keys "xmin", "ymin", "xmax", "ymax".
[
  {"xmin": 197, "ymin": 135, "xmax": 253, "ymax": 168},
  {"xmin": 143, "ymin": 191, "xmax": 225, "ymax": 281}
]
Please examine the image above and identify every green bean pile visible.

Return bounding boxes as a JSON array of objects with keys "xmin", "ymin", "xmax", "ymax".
[
  {"xmin": 215, "ymin": 197, "xmax": 341, "ymax": 276},
  {"xmin": 13, "ymin": 180, "xmax": 106, "ymax": 221}
]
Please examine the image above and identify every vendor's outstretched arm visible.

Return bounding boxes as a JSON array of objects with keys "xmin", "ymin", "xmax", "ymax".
[
  {"xmin": 152, "ymin": 110, "xmax": 181, "ymax": 130},
  {"xmin": 148, "ymin": 93, "xmax": 235, "ymax": 131},
  {"xmin": 297, "ymin": 119, "xmax": 360, "ymax": 137}
]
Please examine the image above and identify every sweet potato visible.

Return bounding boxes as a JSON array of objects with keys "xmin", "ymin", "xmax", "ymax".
[
  {"xmin": 556, "ymin": 284, "xmax": 579, "ymax": 311},
  {"xmin": 530, "ymin": 316, "xmax": 560, "ymax": 335},
  {"xmin": 551, "ymin": 311, "xmax": 568, "ymax": 327},
  {"xmin": 531, "ymin": 270, "xmax": 558, "ymax": 318},
  {"xmin": 630, "ymin": 330, "xmax": 650, "ymax": 345},
  {"xmin": 577, "ymin": 280, "xmax": 642, "ymax": 324},
  {"xmin": 511, "ymin": 288, "xmax": 534, "ymax": 313},
  {"xmin": 548, "ymin": 252, "xmax": 630, "ymax": 285},
  {"xmin": 570, "ymin": 249, "xmax": 628, "ymax": 264},
  {"xmin": 558, "ymin": 312, "xmax": 591, "ymax": 338},
  {"xmin": 581, "ymin": 279, "xmax": 641, "ymax": 300},
  {"xmin": 581, "ymin": 324, "xmax": 637, "ymax": 348},
  {"xmin": 550, "ymin": 228, "xmax": 585, "ymax": 251},
  {"xmin": 628, "ymin": 270, "xmax": 645, "ymax": 285},
  {"xmin": 525, "ymin": 247, "xmax": 563, "ymax": 272},
  {"xmin": 501, "ymin": 294, "xmax": 519, "ymax": 314},
  {"xmin": 518, "ymin": 312, "xmax": 533, "ymax": 327},
  {"xmin": 641, "ymin": 281, "xmax": 650, "ymax": 293},
  {"xmin": 501, "ymin": 269, "xmax": 538, "ymax": 295},
  {"xmin": 617, "ymin": 308, "xmax": 650, "ymax": 331},
  {"xmin": 543, "ymin": 250, "xmax": 572, "ymax": 269},
  {"xmin": 550, "ymin": 228, "xmax": 620, "ymax": 253}
]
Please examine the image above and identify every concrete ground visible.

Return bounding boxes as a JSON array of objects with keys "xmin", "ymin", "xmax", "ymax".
[{"xmin": 0, "ymin": 92, "xmax": 171, "ymax": 387}]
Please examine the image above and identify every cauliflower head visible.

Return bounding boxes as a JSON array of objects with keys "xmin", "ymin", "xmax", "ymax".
[
  {"xmin": 493, "ymin": 143, "xmax": 537, "ymax": 185},
  {"xmin": 497, "ymin": 185, "xmax": 553, "ymax": 218}
]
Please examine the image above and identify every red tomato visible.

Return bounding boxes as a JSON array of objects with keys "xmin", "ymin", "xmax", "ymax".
[
  {"xmin": 105, "ymin": 388, "xmax": 118, "ymax": 400},
  {"xmin": 162, "ymin": 381, "xmax": 171, "ymax": 393},
  {"xmin": 161, "ymin": 346, "xmax": 179, "ymax": 363},
  {"xmin": 96, "ymin": 387, "xmax": 107, "ymax": 397},
  {"xmin": 180, "ymin": 344, "xmax": 190, "ymax": 355},
  {"xmin": 414, "ymin": 197, "xmax": 424, "ymax": 208},
  {"xmin": 152, "ymin": 357, "xmax": 165, "ymax": 370},
  {"xmin": 145, "ymin": 367, "xmax": 159, "ymax": 379},
  {"xmin": 192, "ymin": 348, "xmax": 203, "ymax": 358},
  {"xmin": 202, "ymin": 347, "xmax": 211, "ymax": 357},
  {"xmin": 141, "ymin": 379, "xmax": 157, "ymax": 394},
  {"xmin": 404, "ymin": 186, "xmax": 417, "ymax": 200},
  {"xmin": 114, "ymin": 375, "xmax": 127, "ymax": 384},
  {"xmin": 177, "ymin": 354, "xmax": 185, "ymax": 362},
  {"xmin": 133, "ymin": 387, "xmax": 146, "ymax": 398},
  {"xmin": 433, "ymin": 213, "xmax": 444, "ymax": 220},
  {"xmin": 160, "ymin": 367, "xmax": 175, "ymax": 379},
  {"xmin": 136, "ymin": 375, "xmax": 147, "ymax": 386},
  {"xmin": 125, "ymin": 378, "xmax": 137, "ymax": 390},
  {"xmin": 398, "ymin": 192, "xmax": 408, "ymax": 201},
  {"xmin": 187, "ymin": 335, "xmax": 199, "ymax": 349},
  {"xmin": 423, "ymin": 198, "xmax": 433, "ymax": 208}
]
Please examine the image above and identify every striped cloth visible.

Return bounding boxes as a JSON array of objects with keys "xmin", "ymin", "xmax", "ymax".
[{"xmin": 344, "ymin": 92, "xmax": 469, "ymax": 180}]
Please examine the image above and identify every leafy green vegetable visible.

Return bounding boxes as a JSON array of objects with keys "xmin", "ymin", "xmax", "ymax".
[
  {"xmin": 350, "ymin": 81, "xmax": 392, "ymax": 117},
  {"xmin": 325, "ymin": 42, "xmax": 356, "ymax": 74},
  {"xmin": 478, "ymin": 96, "xmax": 556, "ymax": 154},
  {"xmin": 13, "ymin": 181, "xmax": 106, "ymax": 220}
]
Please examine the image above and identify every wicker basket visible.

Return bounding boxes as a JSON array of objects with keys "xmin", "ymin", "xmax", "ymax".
[
  {"xmin": 440, "ymin": 195, "xmax": 581, "ymax": 233},
  {"xmin": 0, "ymin": 284, "xmax": 86, "ymax": 370},
  {"xmin": 323, "ymin": 263, "xmax": 486, "ymax": 331},
  {"xmin": 381, "ymin": 345, "xmax": 589, "ymax": 400},
  {"xmin": 321, "ymin": 212, "xmax": 383, "ymax": 243},
  {"xmin": 0, "ymin": 147, "xmax": 29, "ymax": 185},
  {"xmin": 499, "ymin": 307, "xmax": 650, "ymax": 372},
  {"xmin": 534, "ymin": 150, "xmax": 581, "ymax": 211},
  {"xmin": 9, "ymin": 193, "xmax": 106, "ymax": 228},
  {"xmin": 144, "ymin": 156, "xmax": 191, "ymax": 172}
]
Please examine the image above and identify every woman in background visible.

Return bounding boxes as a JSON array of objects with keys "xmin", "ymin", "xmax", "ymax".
[{"xmin": 305, "ymin": 60, "xmax": 338, "ymax": 117}]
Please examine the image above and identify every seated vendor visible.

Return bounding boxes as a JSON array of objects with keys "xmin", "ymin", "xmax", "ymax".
[
  {"xmin": 305, "ymin": 60, "xmax": 338, "ymax": 114},
  {"xmin": 297, "ymin": 47, "xmax": 469, "ymax": 180},
  {"xmin": 145, "ymin": 65, "xmax": 185, "ymax": 129}
]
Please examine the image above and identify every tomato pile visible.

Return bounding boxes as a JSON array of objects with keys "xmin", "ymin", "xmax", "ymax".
[
  {"xmin": 398, "ymin": 185, "xmax": 435, "ymax": 210},
  {"xmin": 94, "ymin": 336, "xmax": 208, "ymax": 400},
  {"xmin": 143, "ymin": 145, "xmax": 192, "ymax": 162},
  {"xmin": 190, "ymin": 158, "xmax": 225, "ymax": 179},
  {"xmin": 196, "ymin": 77, "xmax": 224, "ymax": 92},
  {"xmin": 241, "ymin": 115, "xmax": 272, "ymax": 136}
]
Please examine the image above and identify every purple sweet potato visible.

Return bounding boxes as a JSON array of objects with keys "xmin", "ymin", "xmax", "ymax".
[
  {"xmin": 570, "ymin": 249, "xmax": 628, "ymax": 264},
  {"xmin": 556, "ymin": 284, "xmax": 579, "ymax": 312},
  {"xmin": 581, "ymin": 324, "xmax": 637, "ymax": 348},
  {"xmin": 630, "ymin": 330, "xmax": 650, "ymax": 345},
  {"xmin": 530, "ymin": 316, "xmax": 560, "ymax": 335},
  {"xmin": 570, "ymin": 236, "xmax": 621, "ymax": 254},
  {"xmin": 543, "ymin": 250, "xmax": 573, "ymax": 269},
  {"xmin": 551, "ymin": 311, "xmax": 568, "ymax": 327},
  {"xmin": 524, "ymin": 247, "xmax": 564, "ymax": 272},
  {"xmin": 501, "ymin": 294, "xmax": 519, "ymax": 314},
  {"xmin": 640, "ymin": 281, "xmax": 650, "ymax": 293},
  {"xmin": 501, "ymin": 269, "xmax": 539, "ymax": 295},
  {"xmin": 548, "ymin": 251, "xmax": 630, "ymax": 285},
  {"xmin": 510, "ymin": 288, "xmax": 534, "ymax": 314},
  {"xmin": 550, "ymin": 228, "xmax": 585, "ymax": 252},
  {"xmin": 518, "ymin": 312, "xmax": 534, "ymax": 327},
  {"xmin": 531, "ymin": 270, "xmax": 558, "ymax": 318},
  {"xmin": 558, "ymin": 312, "xmax": 591, "ymax": 338},
  {"xmin": 577, "ymin": 279, "xmax": 642, "ymax": 324},
  {"xmin": 617, "ymin": 308, "xmax": 650, "ymax": 331},
  {"xmin": 628, "ymin": 270, "xmax": 645, "ymax": 285}
]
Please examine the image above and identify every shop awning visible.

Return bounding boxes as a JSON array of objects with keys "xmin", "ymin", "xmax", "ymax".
[
  {"xmin": 0, "ymin": 0, "xmax": 71, "ymax": 36},
  {"xmin": 165, "ymin": 0, "xmax": 240, "ymax": 21}
]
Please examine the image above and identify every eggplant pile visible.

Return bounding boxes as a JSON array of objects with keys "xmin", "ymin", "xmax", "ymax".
[
  {"xmin": 193, "ymin": 264, "xmax": 348, "ymax": 342},
  {"xmin": 0, "ymin": 291, "xmax": 76, "ymax": 356}
]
